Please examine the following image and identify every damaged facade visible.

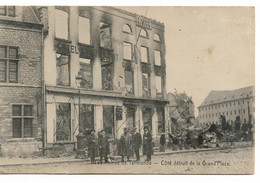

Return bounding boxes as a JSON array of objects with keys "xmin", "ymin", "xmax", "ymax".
[
  {"xmin": 38, "ymin": 6, "xmax": 169, "ymax": 154},
  {"xmin": 167, "ymin": 92, "xmax": 195, "ymax": 131},
  {"xmin": 0, "ymin": 6, "xmax": 43, "ymax": 156}
]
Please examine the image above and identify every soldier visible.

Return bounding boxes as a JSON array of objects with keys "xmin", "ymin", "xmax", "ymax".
[
  {"xmin": 98, "ymin": 130, "xmax": 110, "ymax": 163},
  {"xmin": 132, "ymin": 127, "xmax": 142, "ymax": 161},
  {"xmin": 87, "ymin": 129, "xmax": 97, "ymax": 164},
  {"xmin": 143, "ymin": 126, "xmax": 153, "ymax": 162}
]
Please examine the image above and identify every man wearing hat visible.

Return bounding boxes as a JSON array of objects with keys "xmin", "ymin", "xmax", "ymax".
[
  {"xmin": 98, "ymin": 130, "xmax": 110, "ymax": 163},
  {"xmin": 143, "ymin": 126, "xmax": 153, "ymax": 162},
  {"xmin": 87, "ymin": 129, "xmax": 97, "ymax": 164},
  {"xmin": 132, "ymin": 127, "xmax": 142, "ymax": 161},
  {"xmin": 118, "ymin": 127, "xmax": 132, "ymax": 162}
]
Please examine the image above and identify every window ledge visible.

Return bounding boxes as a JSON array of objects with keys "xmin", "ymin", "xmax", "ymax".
[
  {"xmin": 54, "ymin": 37, "xmax": 72, "ymax": 44},
  {"xmin": 0, "ymin": 83, "xmax": 41, "ymax": 88},
  {"xmin": 7, "ymin": 138, "xmax": 36, "ymax": 142}
]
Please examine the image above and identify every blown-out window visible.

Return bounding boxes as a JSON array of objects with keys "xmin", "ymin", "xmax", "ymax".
[
  {"xmin": 56, "ymin": 103, "xmax": 71, "ymax": 142},
  {"xmin": 122, "ymin": 24, "xmax": 132, "ymax": 34},
  {"xmin": 79, "ymin": 58, "xmax": 92, "ymax": 89},
  {"xmin": 141, "ymin": 46, "xmax": 148, "ymax": 63},
  {"xmin": 157, "ymin": 108, "xmax": 165, "ymax": 133},
  {"xmin": 154, "ymin": 50, "xmax": 161, "ymax": 66},
  {"xmin": 79, "ymin": 16, "xmax": 90, "ymax": 45},
  {"xmin": 100, "ymin": 22, "xmax": 112, "ymax": 49},
  {"xmin": 142, "ymin": 73, "xmax": 150, "ymax": 97},
  {"xmin": 55, "ymin": 9, "xmax": 69, "ymax": 40},
  {"xmin": 156, "ymin": 76, "xmax": 162, "ymax": 98},
  {"xmin": 56, "ymin": 53, "xmax": 70, "ymax": 86},
  {"xmin": 123, "ymin": 42, "xmax": 132, "ymax": 60},
  {"xmin": 140, "ymin": 28, "xmax": 148, "ymax": 38},
  {"xmin": 153, "ymin": 33, "xmax": 161, "ymax": 42}
]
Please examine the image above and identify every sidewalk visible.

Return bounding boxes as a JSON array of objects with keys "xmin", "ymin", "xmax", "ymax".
[{"xmin": 0, "ymin": 145, "xmax": 252, "ymax": 167}]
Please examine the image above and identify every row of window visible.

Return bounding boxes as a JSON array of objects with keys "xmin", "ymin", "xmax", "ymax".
[
  {"xmin": 0, "ymin": 6, "xmax": 15, "ymax": 17},
  {"xmin": 199, "ymin": 109, "xmax": 246, "ymax": 119},
  {"xmin": 199, "ymin": 100, "xmax": 247, "ymax": 112},
  {"xmin": 0, "ymin": 45, "xmax": 163, "ymax": 98},
  {"xmin": 123, "ymin": 42, "xmax": 162, "ymax": 66},
  {"xmin": 201, "ymin": 118, "xmax": 248, "ymax": 125},
  {"xmin": 11, "ymin": 103, "xmax": 165, "ymax": 140},
  {"xmin": 56, "ymin": 9, "xmax": 162, "ymax": 44}
]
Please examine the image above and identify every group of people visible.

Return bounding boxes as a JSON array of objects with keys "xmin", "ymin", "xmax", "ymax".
[
  {"xmin": 118, "ymin": 126, "xmax": 153, "ymax": 162},
  {"xmin": 85, "ymin": 129, "xmax": 110, "ymax": 164},
  {"xmin": 84, "ymin": 126, "xmax": 153, "ymax": 164}
]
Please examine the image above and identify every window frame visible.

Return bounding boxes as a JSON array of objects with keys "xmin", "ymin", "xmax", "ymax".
[
  {"xmin": 54, "ymin": 8, "xmax": 69, "ymax": 41},
  {"xmin": 11, "ymin": 104, "xmax": 34, "ymax": 139},
  {"xmin": 78, "ymin": 16, "xmax": 91, "ymax": 45},
  {"xmin": 0, "ymin": 6, "xmax": 15, "ymax": 17},
  {"xmin": 141, "ymin": 46, "xmax": 149, "ymax": 63},
  {"xmin": 56, "ymin": 53, "xmax": 71, "ymax": 86},
  {"xmin": 0, "ymin": 45, "xmax": 19, "ymax": 83},
  {"xmin": 123, "ymin": 42, "xmax": 133, "ymax": 61}
]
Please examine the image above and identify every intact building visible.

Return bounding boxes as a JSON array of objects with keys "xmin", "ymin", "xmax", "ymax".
[
  {"xmin": 198, "ymin": 86, "xmax": 255, "ymax": 126},
  {"xmin": 0, "ymin": 6, "xmax": 43, "ymax": 156},
  {"xmin": 36, "ymin": 6, "xmax": 168, "ymax": 153}
]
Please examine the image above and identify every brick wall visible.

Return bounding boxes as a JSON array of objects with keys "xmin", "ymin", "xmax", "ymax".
[{"xmin": 0, "ymin": 22, "xmax": 43, "ymax": 156}]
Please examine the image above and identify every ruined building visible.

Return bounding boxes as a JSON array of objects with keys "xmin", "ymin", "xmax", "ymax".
[{"xmin": 36, "ymin": 6, "xmax": 169, "ymax": 153}]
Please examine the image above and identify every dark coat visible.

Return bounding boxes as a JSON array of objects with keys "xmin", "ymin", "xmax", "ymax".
[
  {"xmin": 132, "ymin": 132, "xmax": 142, "ymax": 150},
  {"xmin": 87, "ymin": 134, "xmax": 97, "ymax": 158},
  {"xmin": 98, "ymin": 135, "xmax": 110, "ymax": 156},
  {"xmin": 143, "ymin": 132, "xmax": 153, "ymax": 155},
  {"xmin": 118, "ymin": 133, "xmax": 133, "ymax": 156}
]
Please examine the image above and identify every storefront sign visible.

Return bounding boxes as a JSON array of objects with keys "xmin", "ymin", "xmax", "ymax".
[{"xmin": 136, "ymin": 15, "xmax": 151, "ymax": 30}]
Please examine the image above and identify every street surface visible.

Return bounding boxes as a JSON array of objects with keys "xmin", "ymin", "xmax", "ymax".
[{"xmin": 0, "ymin": 147, "xmax": 254, "ymax": 174}]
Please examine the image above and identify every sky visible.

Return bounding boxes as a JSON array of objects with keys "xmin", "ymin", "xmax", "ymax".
[{"xmin": 119, "ymin": 7, "xmax": 255, "ymax": 116}]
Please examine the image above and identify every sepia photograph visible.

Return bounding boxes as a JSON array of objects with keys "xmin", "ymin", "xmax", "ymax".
[{"xmin": 0, "ymin": 3, "xmax": 255, "ymax": 175}]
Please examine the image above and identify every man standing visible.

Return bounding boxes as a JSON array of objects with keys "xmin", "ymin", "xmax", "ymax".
[
  {"xmin": 132, "ymin": 127, "xmax": 142, "ymax": 161},
  {"xmin": 98, "ymin": 130, "xmax": 110, "ymax": 163},
  {"xmin": 119, "ymin": 128, "xmax": 132, "ymax": 162},
  {"xmin": 143, "ymin": 126, "xmax": 153, "ymax": 162},
  {"xmin": 87, "ymin": 129, "xmax": 97, "ymax": 164}
]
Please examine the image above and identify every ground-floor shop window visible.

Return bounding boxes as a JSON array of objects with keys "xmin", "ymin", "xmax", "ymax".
[
  {"xmin": 80, "ymin": 104, "xmax": 94, "ymax": 131},
  {"xmin": 56, "ymin": 103, "xmax": 71, "ymax": 141},
  {"xmin": 157, "ymin": 108, "xmax": 165, "ymax": 133},
  {"xmin": 143, "ymin": 107, "xmax": 152, "ymax": 131},
  {"xmin": 103, "ymin": 105, "xmax": 114, "ymax": 138},
  {"xmin": 12, "ymin": 105, "xmax": 33, "ymax": 138},
  {"xmin": 125, "ymin": 106, "xmax": 136, "ymax": 129}
]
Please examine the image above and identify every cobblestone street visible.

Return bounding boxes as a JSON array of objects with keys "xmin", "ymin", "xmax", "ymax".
[{"xmin": 0, "ymin": 147, "xmax": 254, "ymax": 174}]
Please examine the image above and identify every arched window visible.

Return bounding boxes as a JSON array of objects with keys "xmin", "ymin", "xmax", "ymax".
[
  {"xmin": 122, "ymin": 24, "xmax": 132, "ymax": 33},
  {"xmin": 153, "ymin": 33, "xmax": 161, "ymax": 42},
  {"xmin": 140, "ymin": 28, "xmax": 148, "ymax": 38}
]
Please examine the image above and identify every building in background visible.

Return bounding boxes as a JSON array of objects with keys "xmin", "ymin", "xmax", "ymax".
[
  {"xmin": 36, "ymin": 6, "xmax": 168, "ymax": 153},
  {"xmin": 198, "ymin": 86, "xmax": 255, "ymax": 126},
  {"xmin": 0, "ymin": 6, "xmax": 43, "ymax": 156}
]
